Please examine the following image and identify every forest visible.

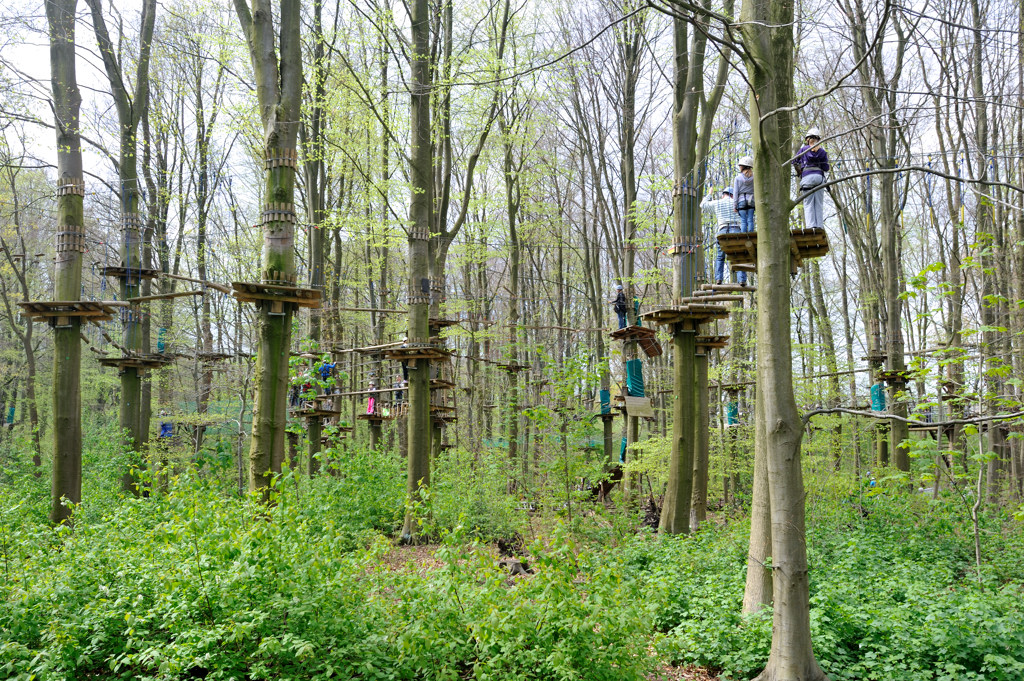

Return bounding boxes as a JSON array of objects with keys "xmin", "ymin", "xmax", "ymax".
[{"xmin": 1, "ymin": 0, "xmax": 1023, "ymax": 678}]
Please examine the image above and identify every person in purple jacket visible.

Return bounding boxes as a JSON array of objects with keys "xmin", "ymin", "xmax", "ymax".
[{"xmin": 794, "ymin": 127, "xmax": 830, "ymax": 229}]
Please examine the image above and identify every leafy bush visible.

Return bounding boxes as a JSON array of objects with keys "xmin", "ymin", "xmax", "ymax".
[{"xmin": 643, "ymin": 490, "xmax": 1024, "ymax": 680}]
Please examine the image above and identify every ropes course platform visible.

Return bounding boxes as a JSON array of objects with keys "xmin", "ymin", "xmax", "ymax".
[
  {"xmin": 97, "ymin": 353, "xmax": 175, "ymax": 371},
  {"xmin": 717, "ymin": 227, "xmax": 830, "ymax": 271},
  {"xmin": 99, "ymin": 265, "xmax": 160, "ymax": 280},
  {"xmin": 357, "ymin": 412, "xmax": 395, "ymax": 422},
  {"xmin": 289, "ymin": 407, "xmax": 341, "ymax": 419},
  {"xmin": 695, "ymin": 335, "xmax": 730, "ymax": 350},
  {"xmin": 197, "ymin": 351, "xmax": 233, "ymax": 362},
  {"xmin": 231, "ymin": 281, "xmax": 321, "ymax": 312},
  {"xmin": 608, "ymin": 325, "xmax": 662, "ymax": 358},
  {"xmin": 641, "ymin": 303, "xmax": 730, "ymax": 327},
  {"xmin": 699, "ymin": 283, "xmax": 756, "ymax": 293},
  {"xmin": 19, "ymin": 300, "xmax": 119, "ymax": 326},
  {"xmin": 878, "ymin": 369, "xmax": 911, "ymax": 384},
  {"xmin": 428, "ymin": 318, "xmax": 459, "ymax": 329},
  {"xmin": 382, "ymin": 345, "xmax": 453, "ymax": 363},
  {"xmin": 496, "ymin": 362, "xmax": 529, "ymax": 373},
  {"xmin": 608, "ymin": 325, "xmax": 656, "ymax": 341},
  {"xmin": 684, "ymin": 293, "xmax": 746, "ymax": 303}
]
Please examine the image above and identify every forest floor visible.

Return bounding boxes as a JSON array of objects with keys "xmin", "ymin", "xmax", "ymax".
[
  {"xmin": 648, "ymin": 665, "xmax": 720, "ymax": 680},
  {"xmin": 1, "ymin": 441, "xmax": 1023, "ymax": 680}
]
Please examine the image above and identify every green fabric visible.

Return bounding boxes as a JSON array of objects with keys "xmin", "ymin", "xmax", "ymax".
[
  {"xmin": 871, "ymin": 383, "xmax": 886, "ymax": 411},
  {"xmin": 625, "ymin": 359, "xmax": 645, "ymax": 397}
]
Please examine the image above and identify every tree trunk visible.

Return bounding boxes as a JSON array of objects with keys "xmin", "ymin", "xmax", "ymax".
[
  {"xmin": 234, "ymin": 0, "xmax": 303, "ymax": 499},
  {"xmin": 401, "ymin": 0, "xmax": 432, "ymax": 540},
  {"xmin": 740, "ymin": 0, "xmax": 827, "ymax": 673},
  {"xmin": 47, "ymin": 0, "xmax": 85, "ymax": 524}
]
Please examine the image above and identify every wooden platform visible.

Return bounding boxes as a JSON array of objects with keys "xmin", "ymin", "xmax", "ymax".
[
  {"xmin": 608, "ymin": 325, "xmax": 656, "ymax": 341},
  {"xmin": 684, "ymin": 294, "xmax": 746, "ymax": 304},
  {"xmin": 19, "ymin": 300, "xmax": 119, "ymax": 325},
  {"xmin": 357, "ymin": 412, "xmax": 395, "ymax": 422},
  {"xmin": 197, "ymin": 351, "xmax": 233, "ymax": 362},
  {"xmin": 497, "ymin": 362, "xmax": 529, "ymax": 373},
  {"xmin": 699, "ymin": 284, "xmax": 756, "ymax": 293},
  {"xmin": 430, "ymin": 378, "xmax": 457, "ymax": 389},
  {"xmin": 428, "ymin": 318, "xmax": 459, "ymax": 329},
  {"xmin": 289, "ymin": 407, "xmax": 341, "ymax": 419},
  {"xmin": 717, "ymin": 227, "xmax": 829, "ymax": 271},
  {"xmin": 382, "ymin": 345, "xmax": 452, "ymax": 363},
  {"xmin": 97, "ymin": 353, "xmax": 174, "ymax": 371},
  {"xmin": 639, "ymin": 336, "xmax": 663, "ymax": 358},
  {"xmin": 231, "ymin": 282, "xmax": 321, "ymax": 312},
  {"xmin": 695, "ymin": 335, "xmax": 730, "ymax": 350},
  {"xmin": 641, "ymin": 304, "xmax": 731, "ymax": 327},
  {"xmin": 99, "ymin": 265, "xmax": 160, "ymax": 280},
  {"xmin": 878, "ymin": 369, "xmax": 910, "ymax": 384}
]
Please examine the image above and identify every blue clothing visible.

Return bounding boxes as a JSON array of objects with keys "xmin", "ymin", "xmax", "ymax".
[
  {"xmin": 738, "ymin": 208, "xmax": 754, "ymax": 233},
  {"xmin": 318, "ymin": 362, "xmax": 335, "ymax": 381},
  {"xmin": 715, "ymin": 224, "xmax": 747, "ymax": 285},
  {"xmin": 160, "ymin": 422, "xmax": 174, "ymax": 438}
]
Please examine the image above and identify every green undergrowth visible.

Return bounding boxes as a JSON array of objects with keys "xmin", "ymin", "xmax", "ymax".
[
  {"xmin": 638, "ymin": 481, "xmax": 1024, "ymax": 680},
  {"xmin": 0, "ymin": 449, "xmax": 650, "ymax": 680},
  {"xmin": 2, "ymin": 439, "xmax": 1023, "ymax": 681}
]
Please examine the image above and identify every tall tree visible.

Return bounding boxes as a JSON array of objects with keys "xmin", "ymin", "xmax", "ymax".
[
  {"xmin": 85, "ymin": 0, "xmax": 158, "ymax": 490},
  {"xmin": 233, "ymin": 0, "xmax": 303, "ymax": 496},
  {"xmin": 401, "ymin": 0, "xmax": 433, "ymax": 539},
  {"xmin": 739, "ymin": 0, "xmax": 827, "ymax": 673},
  {"xmin": 46, "ymin": 0, "xmax": 86, "ymax": 524}
]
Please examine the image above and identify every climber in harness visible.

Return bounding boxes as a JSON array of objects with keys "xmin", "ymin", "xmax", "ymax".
[
  {"xmin": 701, "ymin": 186, "xmax": 745, "ymax": 286},
  {"xmin": 732, "ymin": 155, "xmax": 755, "ymax": 233},
  {"xmin": 794, "ymin": 127, "xmax": 830, "ymax": 230},
  {"xmin": 610, "ymin": 284, "xmax": 628, "ymax": 329}
]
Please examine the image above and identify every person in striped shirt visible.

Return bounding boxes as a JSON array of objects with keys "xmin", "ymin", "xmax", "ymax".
[{"xmin": 701, "ymin": 187, "xmax": 746, "ymax": 286}]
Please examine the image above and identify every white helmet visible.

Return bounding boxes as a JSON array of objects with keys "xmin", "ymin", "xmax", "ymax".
[
  {"xmin": 805, "ymin": 127, "xmax": 821, "ymax": 140},
  {"xmin": 737, "ymin": 155, "xmax": 754, "ymax": 169}
]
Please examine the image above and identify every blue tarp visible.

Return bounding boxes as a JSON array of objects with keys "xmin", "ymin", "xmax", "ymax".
[
  {"xmin": 620, "ymin": 436, "xmax": 627, "ymax": 462},
  {"xmin": 600, "ymin": 389, "xmax": 611, "ymax": 414},
  {"xmin": 727, "ymin": 401, "xmax": 739, "ymax": 425}
]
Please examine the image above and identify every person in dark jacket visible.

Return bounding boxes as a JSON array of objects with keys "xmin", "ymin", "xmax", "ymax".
[
  {"xmin": 794, "ymin": 127, "xmax": 830, "ymax": 229},
  {"xmin": 610, "ymin": 284, "xmax": 627, "ymax": 329}
]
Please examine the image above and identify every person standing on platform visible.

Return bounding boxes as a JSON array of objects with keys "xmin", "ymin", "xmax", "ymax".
[
  {"xmin": 794, "ymin": 127, "xmax": 830, "ymax": 229},
  {"xmin": 701, "ymin": 186, "xmax": 745, "ymax": 286},
  {"xmin": 610, "ymin": 284, "xmax": 628, "ymax": 329},
  {"xmin": 732, "ymin": 156, "xmax": 755, "ymax": 233}
]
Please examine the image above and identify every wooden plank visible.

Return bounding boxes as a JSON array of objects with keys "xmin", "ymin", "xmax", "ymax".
[
  {"xmin": 624, "ymin": 396, "xmax": 655, "ymax": 418},
  {"xmin": 126, "ymin": 290, "xmax": 203, "ymax": 303}
]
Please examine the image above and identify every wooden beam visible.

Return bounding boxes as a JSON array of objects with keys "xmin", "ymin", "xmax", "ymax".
[{"xmin": 125, "ymin": 289, "xmax": 203, "ymax": 303}]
